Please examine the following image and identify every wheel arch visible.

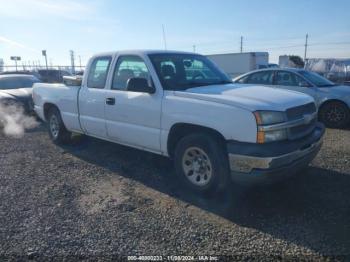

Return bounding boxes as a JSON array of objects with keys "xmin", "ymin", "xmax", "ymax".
[
  {"xmin": 318, "ymin": 99, "xmax": 350, "ymax": 117},
  {"xmin": 43, "ymin": 103, "xmax": 60, "ymax": 121},
  {"xmin": 167, "ymin": 123, "xmax": 227, "ymax": 158}
]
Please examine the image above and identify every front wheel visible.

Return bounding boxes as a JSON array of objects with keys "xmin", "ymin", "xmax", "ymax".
[
  {"xmin": 47, "ymin": 107, "xmax": 72, "ymax": 144},
  {"xmin": 174, "ymin": 133, "xmax": 230, "ymax": 195},
  {"xmin": 319, "ymin": 101, "xmax": 350, "ymax": 128}
]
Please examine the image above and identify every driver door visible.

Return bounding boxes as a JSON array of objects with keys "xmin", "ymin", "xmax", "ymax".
[{"xmin": 104, "ymin": 55, "xmax": 162, "ymax": 153}]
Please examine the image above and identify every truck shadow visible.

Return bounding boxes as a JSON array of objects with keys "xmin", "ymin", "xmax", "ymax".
[{"xmin": 61, "ymin": 136, "xmax": 350, "ymax": 256}]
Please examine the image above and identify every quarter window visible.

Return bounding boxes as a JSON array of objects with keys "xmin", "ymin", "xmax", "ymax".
[
  {"xmin": 112, "ymin": 55, "xmax": 150, "ymax": 90},
  {"xmin": 87, "ymin": 57, "xmax": 111, "ymax": 89}
]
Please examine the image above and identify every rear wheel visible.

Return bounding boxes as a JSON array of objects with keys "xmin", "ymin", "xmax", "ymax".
[
  {"xmin": 319, "ymin": 101, "xmax": 350, "ymax": 128},
  {"xmin": 174, "ymin": 133, "xmax": 230, "ymax": 195},
  {"xmin": 47, "ymin": 107, "xmax": 72, "ymax": 144}
]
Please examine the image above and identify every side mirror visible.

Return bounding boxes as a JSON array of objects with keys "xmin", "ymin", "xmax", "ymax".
[
  {"xmin": 63, "ymin": 76, "xmax": 82, "ymax": 86},
  {"xmin": 126, "ymin": 78, "xmax": 155, "ymax": 94}
]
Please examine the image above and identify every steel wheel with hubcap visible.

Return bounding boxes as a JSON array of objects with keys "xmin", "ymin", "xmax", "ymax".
[
  {"xmin": 174, "ymin": 133, "xmax": 230, "ymax": 195},
  {"xmin": 182, "ymin": 147, "xmax": 213, "ymax": 187},
  {"xmin": 49, "ymin": 114, "xmax": 60, "ymax": 140},
  {"xmin": 47, "ymin": 107, "xmax": 72, "ymax": 144}
]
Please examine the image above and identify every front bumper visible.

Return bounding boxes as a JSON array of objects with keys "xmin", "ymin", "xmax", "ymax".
[{"xmin": 227, "ymin": 123, "xmax": 325, "ymax": 185}]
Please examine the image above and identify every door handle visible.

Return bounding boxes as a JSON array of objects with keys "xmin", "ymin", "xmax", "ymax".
[{"xmin": 106, "ymin": 97, "xmax": 115, "ymax": 105}]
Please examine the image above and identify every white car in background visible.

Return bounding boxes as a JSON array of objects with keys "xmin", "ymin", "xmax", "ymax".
[{"xmin": 233, "ymin": 68, "xmax": 350, "ymax": 128}]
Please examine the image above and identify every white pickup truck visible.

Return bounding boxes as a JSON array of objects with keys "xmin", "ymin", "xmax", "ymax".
[{"xmin": 33, "ymin": 50, "xmax": 325, "ymax": 194}]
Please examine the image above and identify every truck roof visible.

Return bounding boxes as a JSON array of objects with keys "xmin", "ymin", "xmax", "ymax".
[{"xmin": 91, "ymin": 49, "xmax": 197, "ymax": 58}]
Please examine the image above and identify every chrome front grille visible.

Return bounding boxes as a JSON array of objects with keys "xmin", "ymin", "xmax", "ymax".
[{"xmin": 286, "ymin": 103, "xmax": 317, "ymax": 140}]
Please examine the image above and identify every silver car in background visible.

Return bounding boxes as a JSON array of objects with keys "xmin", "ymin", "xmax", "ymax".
[{"xmin": 233, "ymin": 68, "xmax": 350, "ymax": 128}]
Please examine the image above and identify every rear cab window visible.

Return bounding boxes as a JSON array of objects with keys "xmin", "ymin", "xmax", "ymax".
[{"xmin": 87, "ymin": 56, "xmax": 112, "ymax": 89}]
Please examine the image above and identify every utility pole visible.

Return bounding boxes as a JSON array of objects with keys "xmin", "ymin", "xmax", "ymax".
[
  {"xmin": 70, "ymin": 50, "xmax": 75, "ymax": 74},
  {"xmin": 304, "ymin": 33, "xmax": 308, "ymax": 62},
  {"xmin": 240, "ymin": 36, "xmax": 243, "ymax": 53},
  {"xmin": 42, "ymin": 50, "xmax": 48, "ymax": 70},
  {"xmin": 162, "ymin": 24, "xmax": 167, "ymax": 50},
  {"xmin": 78, "ymin": 55, "xmax": 82, "ymax": 69}
]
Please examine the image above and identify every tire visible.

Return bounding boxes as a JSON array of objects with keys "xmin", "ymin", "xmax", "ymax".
[
  {"xmin": 47, "ymin": 107, "xmax": 72, "ymax": 144},
  {"xmin": 173, "ymin": 133, "xmax": 230, "ymax": 195},
  {"xmin": 319, "ymin": 101, "xmax": 350, "ymax": 128}
]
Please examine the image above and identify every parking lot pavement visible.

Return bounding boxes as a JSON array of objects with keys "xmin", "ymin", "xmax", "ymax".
[{"xmin": 0, "ymin": 125, "xmax": 349, "ymax": 260}]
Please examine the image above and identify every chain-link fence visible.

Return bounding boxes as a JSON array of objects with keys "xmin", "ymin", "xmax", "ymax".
[
  {"xmin": 1, "ymin": 65, "xmax": 85, "ymax": 73},
  {"xmin": 0, "ymin": 65, "xmax": 86, "ymax": 83}
]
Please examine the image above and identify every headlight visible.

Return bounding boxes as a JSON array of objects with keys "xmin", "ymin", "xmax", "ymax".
[
  {"xmin": 254, "ymin": 111, "xmax": 287, "ymax": 143},
  {"xmin": 254, "ymin": 111, "xmax": 285, "ymax": 125}
]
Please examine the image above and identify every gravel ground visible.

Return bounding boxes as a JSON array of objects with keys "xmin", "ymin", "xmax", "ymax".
[{"xmin": 0, "ymin": 124, "xmax": 349, "ymax": 261}]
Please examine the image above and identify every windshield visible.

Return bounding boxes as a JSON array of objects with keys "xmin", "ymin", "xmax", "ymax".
[
  {"xmin": 148, "ymin": 53, "xmax": 232, "ymax": 90},
  {"xmin": 299, "ymin": 70, "xmax": 335, "ymax": 87}
]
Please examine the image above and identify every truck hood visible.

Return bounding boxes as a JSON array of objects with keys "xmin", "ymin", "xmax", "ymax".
[{"xmin": 174, "ymin": 84, "xmax": 314, "ymax": 111}]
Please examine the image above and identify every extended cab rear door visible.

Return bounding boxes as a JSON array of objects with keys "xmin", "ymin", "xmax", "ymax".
[
  {"xmin": 78, "ymin": 56, "xmax": 112, "ymax": 138},
  {"xmin": 104, "ymin": 54, "xmax": 163, "ymax": 153}
]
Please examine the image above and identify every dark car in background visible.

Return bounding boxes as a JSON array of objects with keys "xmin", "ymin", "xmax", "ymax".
[
  {"xmin": 37, "ymin": 69, "xmax": 71, "ymax": 83},
  {"xmin": 0, "ymin": 70, "xmax": 42, "ymax": 80},
  {"xmin": 0, "ymin": 74, "xmax": 41, "ymax": 112}
]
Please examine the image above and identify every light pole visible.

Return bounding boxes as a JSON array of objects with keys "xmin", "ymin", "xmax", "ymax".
[
  {"xmin": 240, "ymin": 36, "xmax": 243, "ymax": 53},
  {"xmin": 42, "ymin": 50, "xmax": 48, "ymax": 70},
  {"xmin": 10, "ymin": 56, "xmax": 21, "ymax": 71},
  {"xmin": 304, "ymin": 34, "xmax": 309, "ymax": 62}
]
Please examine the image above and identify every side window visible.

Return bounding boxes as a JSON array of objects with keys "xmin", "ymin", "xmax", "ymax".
[
  {"xmin": 236, "ymin": 75, "xmax": 250, "ymax": 83},
  {"xmin": 87, "ymin": 57, "xmax": 111, "ymax": 89},
  {"xmin": 246, "ymin": 71, "xmax": 273, "ymax": 85},
  {"xmin": 0, "ymin": 78, "xmax": 21, "ymax": 89},
  {"xmin": 275, "ymin": 71, "xmax": 308, "ymax": 87},
  {"xmin": 19, "ymin": 78, "xmax": 36, "ymax": 87},
  {"xmin": 48, "ymin": 71, "xmax": 57, "ymax": 77},
  {"xmin": 112, "ymin": 55, "xmax": 150, "ymax": 90}
]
